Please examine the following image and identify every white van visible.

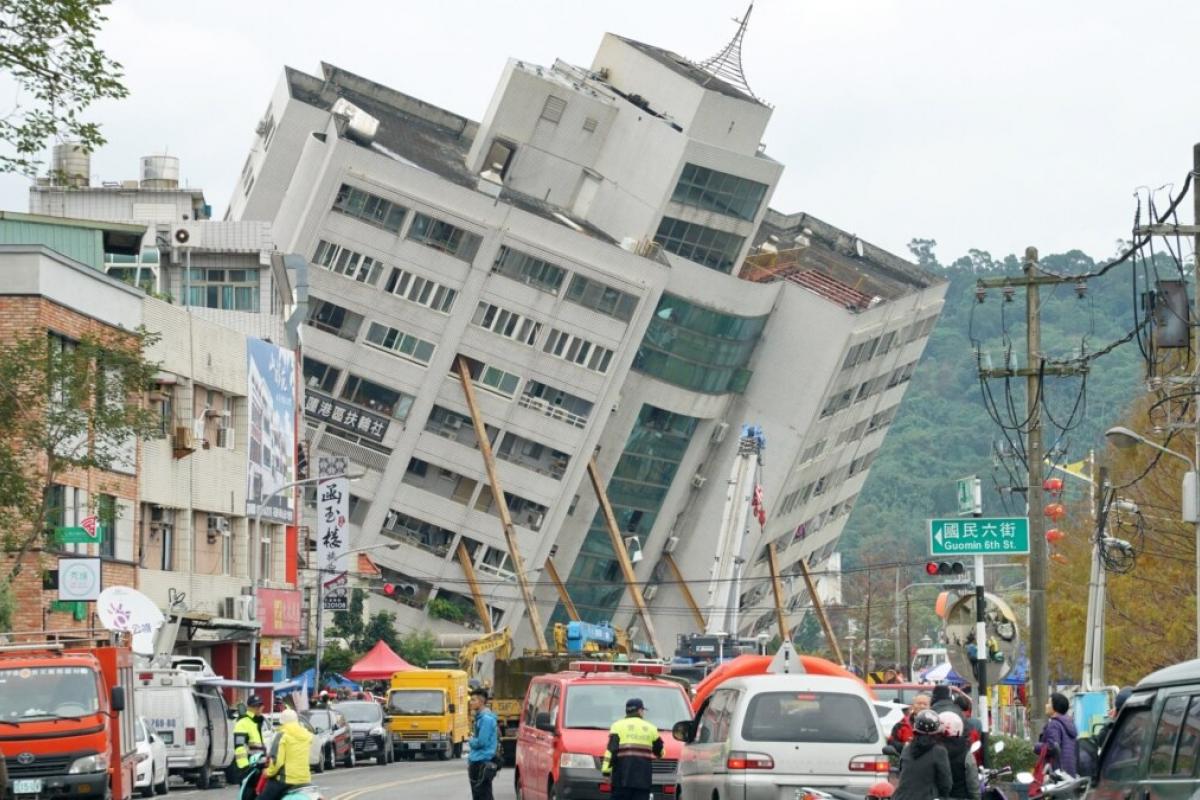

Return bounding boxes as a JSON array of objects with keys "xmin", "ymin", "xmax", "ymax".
[
  {"xmin": 673, "ymin": 673, "xmax": 889, "ymax": 798},
  {"xmin": 135, "ymin": 669, "xmax": 233, "ymax": 789}
]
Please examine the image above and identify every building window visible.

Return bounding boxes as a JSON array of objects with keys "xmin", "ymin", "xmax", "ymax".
[
  {"xmin": 312, "ymin": 240, "xmax": 384, "ymax": 285},
  {"xmin": 543, "ymin": 329, "xmax": 614, "ymax": 373},
  {"xmin": 653, "ymin": 217, "xmax": 745, "ymax": 274},
  {"xmin": 582, "ymin": 117, "xmax": 598, "ymax": 133},
  {"xmin": 564, "ymin": 275, "xmax": 638, "ymax": 321},
  {"xmin": 455, "ymin": 356, "xmax": 521, "ymax": 398},
  {"xmin": 384, "ymin": 267, "xmax": 458, "ymax": 313},
  {"xmin": 520, "ymin": 380, "xmax": 593, "ymax": 427},
  {"xmin": 340, "ymin": 374, "xmax": 414, "ymax": 421},
  {"xmin": 97, "ymin": 494, "xmax": 116, "ymax": 559},
  {"xmin": 497, "ymin": 432, "xmax": 570, "ymax": 480},
  {"xmin": 472, "ymin": 302, "xmax": 542, "ymax": 346},
  {"xmin": 332, "ymin": 183, "xmax": 407, "ymax": 233},
  {"xmin": 482, "ymin": 140, "xmax": 517, "ymax": 179},
  {"xmin": 491, "ymin": 246, "xmax": 565, "ymax": 294},
  {"xmin": 185, "ymin": 268, "xmax": 260, "ymax": 311},
  {"xmin": 365, "ymin": 321, "xmax": 436, "ymax": 364},
  {"xmin": 670, "ymin": 163, "xmax": 768, "ymax": 222},
  {"xmin": 406, "ymin": 212, "xmax": 482, "ymax": 262},
  {"xmin": 305, "ymin": 297, "xmax": 363, "ymax": 341},
  {"xmin": 540, "ymin": 95, "xmax": 567, "ymax": 123},
  {"xmin": 303, "ymin": 357, "xmax": 341, "ymax": 393},
  {"xmin": 240, "ymin": 156, "xmax": 255, "ymax": 196}
]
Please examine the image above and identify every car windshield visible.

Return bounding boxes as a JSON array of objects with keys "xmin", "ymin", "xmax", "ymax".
[
  {"xmin": 0, "ymin": 666, "xmax": 100, "ymax": 721},
  {"xmin": 742, "ymin": 691, "xmax": 879, "ymax": 744},
  {"xmin": 564, "ymin": 684, "xmax": 691, "ymax": 731},
  {"xmin": 335, "ymin": 702, "xmax": 382, "ymax": 724},
  {"xmin": 388, "ymin": 690, "xmax": 444, "ymax": 715},
  {"xmin": 304, "ymin": 711, "xmax": 332, "ymax": 732}
]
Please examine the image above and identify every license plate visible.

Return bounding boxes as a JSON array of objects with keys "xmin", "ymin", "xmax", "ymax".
[
  {"xmin": 14, "ymin": 779, "xmax": 43, "ymax": 794},
  {"xmin": 159, "ymin": 732, "xmax": 174, "ymax": 744}
]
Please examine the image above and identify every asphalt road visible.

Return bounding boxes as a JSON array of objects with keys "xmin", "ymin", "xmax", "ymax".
[{"xmin": 163, "ymin": 757, "xmax": 512, "ymax": 800}]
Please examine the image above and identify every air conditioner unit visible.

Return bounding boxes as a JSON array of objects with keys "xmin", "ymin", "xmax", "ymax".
[
  {"xmin": 711, "ymin": 422, "xmax": 730, "ymax": 444},
  {"xmin": 208, "ymin": 516, "xmax": 231, "ymax": 536},
  {"xmin": 663, "ymin": 536, "xmax": 680, "ymax": 554},
  {"xmin": 216, "ymin": 427, "xmax": 235, "ymax": 449},
  {"xmin": 172, "ymin": 426, "xmax": 195, "ymax": 451},
  {"xmin": 234, "ymin": 596, "xmax": 256, "ymax": 623},
  {"xmin": 642, "ymin": 585, "xmax": 658, "ymax": 601},
  {"xmin": 221, "ymin": 597, "xmax": 237, "ymax": 618},
  {"xmin": 690, "ymin": 473, "xmax": 707, "ymax": 490},
  {"xmin": 171, "ymin": 224, "xmax": 198, "ymax": 247}
]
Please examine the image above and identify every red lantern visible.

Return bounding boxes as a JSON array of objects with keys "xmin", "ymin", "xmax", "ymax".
[
  {"xmin": 1044, "ymin": 503, "xmax": 1066, "ymax": 521},
  {"xmin": 1046, "ymin": 528, "xmax": 1065, "ymax": 544},
  {"xmin": 1043, "ymin": 477, "xmax": 1064, "ymax": 494}
]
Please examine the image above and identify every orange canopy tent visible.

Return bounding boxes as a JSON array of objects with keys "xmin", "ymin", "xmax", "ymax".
[
  {"xmin": 344, "ymin": 640, "xmax": 417, "ymax": 681},
  {"xmin": 692, "ymin": 653, "xmax": 872, "ymax": 711}
]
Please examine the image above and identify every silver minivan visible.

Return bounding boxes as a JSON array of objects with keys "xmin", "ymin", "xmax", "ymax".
[{"xmin": 672, "ymin": 673, "xmax": 889, "ymax": 799}]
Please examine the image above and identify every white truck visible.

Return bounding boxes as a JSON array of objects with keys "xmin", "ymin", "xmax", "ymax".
[{"xmin": 134, "ymin": 667, "xmax": 234, "ymax": 789}]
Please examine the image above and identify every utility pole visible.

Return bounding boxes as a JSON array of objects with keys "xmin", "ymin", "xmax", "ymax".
[
  {"xmin": 977, "ymin": 246, "xmax": 1088, "ymax": 730},
  {"xmin": 1082, "ymin": 464, "xmax": 1109, "ymax": 688}
]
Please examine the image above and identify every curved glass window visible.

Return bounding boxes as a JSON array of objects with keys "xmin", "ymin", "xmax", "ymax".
[{"xmin": 633, "ymin": 294, "xmax": 766, "ymax": 394}]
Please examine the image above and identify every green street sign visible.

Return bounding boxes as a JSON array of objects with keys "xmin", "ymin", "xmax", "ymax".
[
  {"xmin": 55, "ymin": 520, "xmax": 106, "ymax": 544},
  {"xmin": 929, "ymin": 517, "xmax": 1029, "ymax": 556}
]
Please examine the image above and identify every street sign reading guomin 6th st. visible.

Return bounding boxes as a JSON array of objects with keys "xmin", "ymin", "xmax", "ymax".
[{"xmin": 928, "ymin": 516, "xmax": 1030, "ymax": 556}]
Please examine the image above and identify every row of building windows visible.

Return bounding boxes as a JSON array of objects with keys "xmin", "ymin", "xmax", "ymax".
[
  {"xmin": 365, "ymin": 321, "xmax": 436, "ymax": 365},
  {"xmin": 184, "ymin": 267, "xmax": 260, "ymax": 312},
  {"xmin": 408, "ymin": 211, "xmax": 482, "ymax": 262},
  {"xmin": 303, "ymin": 356, "xmax": 415, "ymax": 421},
  {"xmin": 792, "ymin": 494, "xmax": 858, "ymax": 545},
  {"xmin": 543, "ymin": 328, "xmax": 614, "ymax": 374},
  {"xmin": 820, "ymin": 358, "xmax": 919, "ymax": 418},
  {"xmin": 313, "ymin": 239, "xmax": 385, "ymax": 285},
  {"xmin": 654, "ymin": 216, "xmax": 746, "ymax": 274},
  {"xmin": 779, "ymin": 448, "xmax": 877, "ymax": 517},
  {"xmin": 670, "ymin": 163, "xmax": 768, "ymax": 222},
  {"xmin": 841, "ymin": 313, "xmax": 939, "ymax": 371},
  {"xmin": 384, "ymin": 266, "xmax": 459, "ymax": 313},
  {"xmin": 835, "ymin": 404, "xmax": 899, "ymax": 446},
  {"xmin": 333, "ymin": 183, "xmax": 408, "ymax": 233},
  {"xmin": 472, "ymin": 301, "xmax": 541, "ymax": 346},
  {"xmin": 491, "ymin": 245, "xmax": 640, "ymax": 323}
]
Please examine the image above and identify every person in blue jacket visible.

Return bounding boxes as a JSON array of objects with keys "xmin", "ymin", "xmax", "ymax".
[{"xmin": 467, "ymin": 688, "xmax": 498, "ymax": 800}]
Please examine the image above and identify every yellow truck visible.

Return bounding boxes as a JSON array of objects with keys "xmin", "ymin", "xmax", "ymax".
[{"xmin": 387, "ymin": 669, "xmax": 470, "ymax": 760}]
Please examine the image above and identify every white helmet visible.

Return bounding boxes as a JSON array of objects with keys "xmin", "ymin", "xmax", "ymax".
[{"xmin": 938, "ymin": 710, "xmax": 963, "ymax": 737}]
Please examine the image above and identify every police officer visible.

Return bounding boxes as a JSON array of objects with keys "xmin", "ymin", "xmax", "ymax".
[
  {"xmin": 601, "ymin": 698, "xmax": 663, "ymax": 800},
  {"xmin": 231, "ymin": 695, "xmax": 266, "ymax": 780}
]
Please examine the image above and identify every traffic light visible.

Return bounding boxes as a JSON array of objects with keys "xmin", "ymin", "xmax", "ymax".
[
  {"xmin": 925, "ymin": 561, "xmax": 966, "ymax": 577},
  {"xmin": 383, "ymin": 582, "xmax": 396, "ymax": 597}
]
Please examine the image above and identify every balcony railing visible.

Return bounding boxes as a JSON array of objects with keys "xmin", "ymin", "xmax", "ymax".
[{"xmin": 518, "ymin": 393, "xmax": 588, "ymax": 429}]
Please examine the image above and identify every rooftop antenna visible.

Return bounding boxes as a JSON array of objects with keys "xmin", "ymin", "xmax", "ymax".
[{"xmin": 695, "ymin": 2, "xmax": 763, "ymax": 103}]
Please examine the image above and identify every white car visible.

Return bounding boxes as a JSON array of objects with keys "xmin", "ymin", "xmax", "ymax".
[
  {"xmin": 263, "ymin": 713, "xmax": 334, "ymax": 773},
  {"xmin": 135, "ymin": 716, "xmax": 170, "ymax": 797},
  {"xmin": 874, "ymin": 700, "xmax": 908, "ymax": 738}
]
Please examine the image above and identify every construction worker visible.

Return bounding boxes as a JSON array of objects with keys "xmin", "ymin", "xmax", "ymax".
[
  {"xmin": 231, "ymin": 695, "xmax": 266, "ymax": 779},
  {"xmin": 601, "ymin": 698, "xmax": 663, "ymax": 800}
]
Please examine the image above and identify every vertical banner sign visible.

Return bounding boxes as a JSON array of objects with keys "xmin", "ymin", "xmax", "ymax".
[
  {"xmin": 246, "ymin": 338, "xmax": 297, "ymax": 522},
  {"xmin": 318, "ymin": 456, "xmax": 349, "ymax": 611}
]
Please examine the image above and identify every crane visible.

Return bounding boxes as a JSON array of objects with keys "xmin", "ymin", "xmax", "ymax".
[{"xmin": 705, "ymin": 424, "xmax": 766, "ymax": 635}]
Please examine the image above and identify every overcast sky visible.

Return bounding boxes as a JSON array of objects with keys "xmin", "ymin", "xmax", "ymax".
[{"xmin": 4, "ymin": 0, "xmax": 1198, "ymax": 264}]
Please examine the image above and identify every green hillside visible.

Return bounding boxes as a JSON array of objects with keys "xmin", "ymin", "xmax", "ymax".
[{"xmin": 839, "ymin": 242, "xmax": 1153, "ymax": 569}]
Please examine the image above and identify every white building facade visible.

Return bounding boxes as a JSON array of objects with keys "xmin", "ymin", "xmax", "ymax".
[{"xmin": 229, "ymin": 33, "xmax": 946, "ymax": 650}]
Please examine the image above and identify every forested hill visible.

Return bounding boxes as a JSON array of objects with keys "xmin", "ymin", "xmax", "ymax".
[{"xmin": 839, "ymin": 242, "xmax": 1151, "ymax": 569}]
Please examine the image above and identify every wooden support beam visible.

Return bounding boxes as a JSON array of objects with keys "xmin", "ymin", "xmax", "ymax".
[
  {"xmin": 663, "ymin": 553, "xmax": 705, "ymax": 631},
  {"xmin": 456, "ymin": 542, "xmax": 493, "ymax": 634},
  {"xmin": 798, "ymin": 556, "xmax": 844, "ymax": 665},
  {"xmin": 544, "ymin": 558, "xmax": 579, "ymax": 622},
  {"xmin": 766, "ymin": 542, "xmax": 789, "ymax": 644}
]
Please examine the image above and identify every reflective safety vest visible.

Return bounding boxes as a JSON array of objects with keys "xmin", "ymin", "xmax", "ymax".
[
  {"xmin": 233, "ymin": 714, "xmax": 264, "ymax": 768},
  {"xmin": 601, "ymin": 715, "xmax": 663, "ymax": 790}
]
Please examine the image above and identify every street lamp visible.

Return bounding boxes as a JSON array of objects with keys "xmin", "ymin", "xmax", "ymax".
[
  {"xmin": 312, "ymin": 541, "xmax": 399, "ymax": 693},
  {"xmin": 1105, "ymin": 426, "xmax": 1200, "ymax": 658}
]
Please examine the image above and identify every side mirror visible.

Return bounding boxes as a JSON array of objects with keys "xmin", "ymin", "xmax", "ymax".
[
  {"xmin": 672, "ymin": 720, "xmax": 693, "ymax": 743},
  {"xmin": 111, "ymin": 686, "xmax": 126, "ymax": 713}
]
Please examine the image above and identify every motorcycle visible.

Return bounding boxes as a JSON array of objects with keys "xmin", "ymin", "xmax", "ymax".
[
  {"xmin": 238, "ymin": 753, "xmax": 325, "ymax": 800},
  {"xmin": 973, "ymin": 740, "xmax": 1012, "ymax": 800},
  {"xmin": 1015, "ymin": 745, "xmax": 1089, "ymax": 800}
]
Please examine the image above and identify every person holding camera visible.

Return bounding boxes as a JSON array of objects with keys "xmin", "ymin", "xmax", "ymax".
[{"xmin": 467, "ymin": 689, "xmax": 499, "ymax": 800}]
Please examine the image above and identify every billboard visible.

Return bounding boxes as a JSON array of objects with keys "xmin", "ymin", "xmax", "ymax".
[
  {"xmin": 246, "ymin": 338, "xmax": 296, "ymax": 522},
  {"xmin": 318, "ymin": 456, "xmax": 350, "ymax": 611},
  {"xmin": 256, "ymin": 588, "xmax": 302, "ymax": 637}
]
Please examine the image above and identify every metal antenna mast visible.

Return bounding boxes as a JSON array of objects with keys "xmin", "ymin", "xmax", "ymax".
[{"xmin": 696, "ymin": 3, "xmax": 762, "ymax": 102}]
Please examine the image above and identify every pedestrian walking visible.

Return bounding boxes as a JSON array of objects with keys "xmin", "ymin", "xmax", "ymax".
[
  {"xmin": 601, "ymin": 698, "xmax": 664, "ymax": 800},
  {"xmin": 893, "ymin": 710, "xmax": 952, "ymax": 800},
  {"xmin": 467, "ymin": 688, "xmax": 498, "ymax": 800},
  {"xmin": 1035, "ymin": 693, "xmax": 1079, "ymax": 777},
  {"xmin": 939, "ymin": 711, "xmax": 980, "ymax": 800}
]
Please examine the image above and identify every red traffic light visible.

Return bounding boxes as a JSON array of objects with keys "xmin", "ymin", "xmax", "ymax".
[
  {"xmin": 383, "ymin": 583, "xmax": 396, "ymax": 596},
  {"xmin": 926, "ymin": 562, "xmax": 940, "ymax": 576},
  {"xmin": 925, "ymin": 561, "xmax": 965, "ymax": 577}
]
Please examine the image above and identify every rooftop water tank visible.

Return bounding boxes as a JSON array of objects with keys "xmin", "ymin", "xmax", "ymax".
[
  {"xmin": 140, "ymin": 154, "xmax": 180, "ymax": 189},
  {"xmin": 52, "ymin": 143, "xmax": 90, "ymax": 187}
]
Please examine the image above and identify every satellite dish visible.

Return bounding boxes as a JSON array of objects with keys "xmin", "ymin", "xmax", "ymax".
[{"xmin": 98, "ymin": 586, "xmax": 165, "ymax": 656}]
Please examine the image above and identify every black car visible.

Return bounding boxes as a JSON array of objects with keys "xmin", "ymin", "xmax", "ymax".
[{"xmin": 333, "ymin": 701, "xmax": 394, "ymax": 766}]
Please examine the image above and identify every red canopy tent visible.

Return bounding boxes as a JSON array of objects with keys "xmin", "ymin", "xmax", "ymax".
[{"xmin": 344, "ymin": 640, "xmax": 418, "ymax": 681}]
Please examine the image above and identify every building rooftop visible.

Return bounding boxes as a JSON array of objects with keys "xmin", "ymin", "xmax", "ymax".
[
  {"xmin": 614, "ymin": 36, "xmax": 763, "ymax": 106},
  {"xmin": 285, "ymin": 64, "xmax": 619, "ymax": 245},
  {"xmin": 742, "ymin": 209, "xmax": 945, "ymax": 311},
  {"xmin": 0, "ymin": 210, "xmax": 146, "ymax": 256}
]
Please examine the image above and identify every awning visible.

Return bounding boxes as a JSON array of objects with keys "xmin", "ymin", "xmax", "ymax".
[{"xmin": 196, "ymin": 678, "xmax": 296, "ymax": 691}]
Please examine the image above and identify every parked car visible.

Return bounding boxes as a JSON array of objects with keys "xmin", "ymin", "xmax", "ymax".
[
  {"xmin": 264, "ymin": 713, "xmax": 333, "ymax": 773},
  {"xmin": 303, "ymin": 709, "xmax": 356, "ymax": 768},
  {"xmin": 674, "ymin": 673, "xmax": 890, "ymax": 797},
  {"xmin": 134, "ymin": 716, "xmax": 170, "ymax": 797},
  {"xmin": 874, "ymin": 700, "xmax": 908, "ymax": 737},
  {"xmin": 332, "ymin": 701, "xmax": 393, "ymax": 765},
  {"xmin": 1090, "ymin": 659, "xmax": 1200, "ymax": 800}
]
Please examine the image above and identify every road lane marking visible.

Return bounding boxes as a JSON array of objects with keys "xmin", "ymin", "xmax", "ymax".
[{"xmin": 331, "ymin": 771, "xmax": 461, "ymax": 800}]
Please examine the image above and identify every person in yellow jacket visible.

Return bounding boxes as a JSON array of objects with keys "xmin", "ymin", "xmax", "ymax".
[
  {"xmin": 601, "ymin": 698, "xmax": 663, "ymax": 800},
  {"xmin": 232, "ymin": 696, "xmax": 266, "ymax": 777},
  {"xmin": 260, "ymin": 709, "xmax": 312, "ymax": 800}
]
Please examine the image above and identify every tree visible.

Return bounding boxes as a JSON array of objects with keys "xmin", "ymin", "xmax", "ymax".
[
  {"xmin": 396, "ymin": 630, "xmax": 438, "ymax": 668},
  {"xmin": 362, "ymin": 610, "xmax": 401, "ymax": 652},
  {"xmin": 0, "ymin": 328, "xmax": 159, "ymax": 625},
  {"xmin": 330, "ymin": 589, "xmax": 368, "ymax": 645},
  {"xmin": 0, "ymin": 0, "xmax": 128, "ymax": 174}
]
